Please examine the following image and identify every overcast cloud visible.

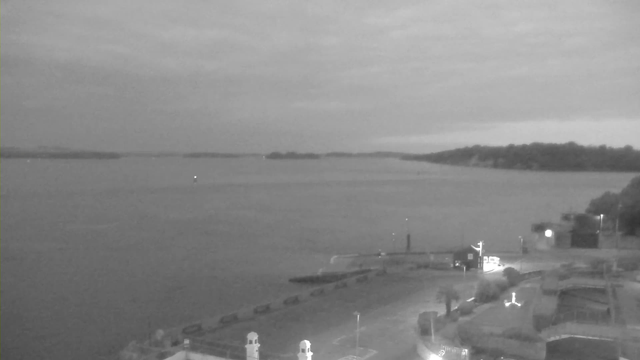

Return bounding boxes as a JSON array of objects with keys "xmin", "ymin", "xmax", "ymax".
[{"xmin": 2, "ymin": 0, "xmax": 639, "ymax": 153}]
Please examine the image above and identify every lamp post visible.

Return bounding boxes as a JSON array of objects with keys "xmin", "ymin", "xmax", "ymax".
[
  {"xmin": 392, "ymin": 233, "xmax": 396, "ymax": 253},
  {"xmin": 353, "ymin": 311, "xmax": 360, "ymax": 358},
  {"xmin": 405, "ymin": 218, "xmax": 411, "ymax": 253},
  {"xmin": 614, "ymin": 203, "xmax": 622, "ymax": 271},
  {"xmin": 597, "ymin": 214, "xmax": 604, "ymax": 250},
  {"xmin": 471, "ymin": 241, "xmax": 484, "ymax": 270},
  {"xmin": 430, "ymin": 313, "xmax": 435, "ymax": 343},
  {"xmin": 519, "ymin": 236, "xmax": 524, "ymax": 272},
  {"xmin": 615, "ymin": 203, "xmax": 621, "ymax": 249},
  {"xmin": 599, "ymin": 214, "xmax": 604, "ymax": 233}
]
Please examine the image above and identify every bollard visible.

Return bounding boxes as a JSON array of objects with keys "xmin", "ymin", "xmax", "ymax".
[
  {"xmin": 246, "ymin": 332, "xmax": 259, "ymax": 360},
  {"xmin": 298, "ymin": 340, "xmax": 312, "ymax": 360}
]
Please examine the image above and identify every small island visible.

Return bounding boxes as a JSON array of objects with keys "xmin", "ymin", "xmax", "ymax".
[
  {"xmin": 0, "ymin": 146, "xmax": 121, "ymax": 159},
  {"xmin": 324, "ymin": 151, "xmax": 411, "ymax": 159},
  {"xmin": 265, "ymin": 151, "xmax": 321, "ymax": 160},
  {"xmin": 401, "ymin": 142, "xmax": 640, "ymax": 172},
  {"xmin": 183, "ymin": 152, "xmax": 245, "ymax": 159}
]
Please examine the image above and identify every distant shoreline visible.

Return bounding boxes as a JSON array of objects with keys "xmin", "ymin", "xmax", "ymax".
[
  {"xmin": 6, "ymin": 142, "xmax": 640, "ymax": 170},
  {"xmin": 0, "ymin": 148, "xmax": 121, "ymax": 159},
  {"xmin": 182, "ymin": 152, "xmax": 261, "ymax": 159},
  {"xmin": 265, "ymin": 151, "xmax": 321, "ymax": 160},
  {"xmin": 0, "ymin": 147, "xmax": 412, "ymax": 160},
  {"xmin": 401, "ymin": 142, "xmax": 640, "ymax": 172}
]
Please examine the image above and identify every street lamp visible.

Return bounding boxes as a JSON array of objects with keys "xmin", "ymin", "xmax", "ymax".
[
  {"xmin": 405, "ymin": 218, "xmax": 411, "ymax": 253},
  {"xmin": 615, "ymin": 203, "xmax": 622, "ymax": 249},
  {"xmin": 544, "ymin": 229, "xmax": 553, "ymax": 238},
  {"xmin": 353, "ymin": 311, "xmax": 360, "ymax": 357},
  {"xmin": 471, "ymin": 241, "xmax": 484, "ymax": 270},
  {"xmin": 599, "ymin": 214, "xmax": 604, "ymax": 233},
  {"xmin": 614, "ymin": 203, "xmax": 622, "ymax": 271},
  {"xmin": 392, "ymin": 233, "xmax": 396, "ymax": 253},
  {"xmin": 519, "ymin": 236, "xmax": 524, "ymax": 272}
]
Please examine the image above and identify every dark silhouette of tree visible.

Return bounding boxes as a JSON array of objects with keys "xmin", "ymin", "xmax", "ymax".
[
  {"xmin": 436, "ymin": 285, "xmax": 460, "ymax": 316},
  {"xmin": 586, "ymin": 175, "xmax": 640, "ymax": 235},
  {"xmin": 502, "ymin": 267, "xmax": 522, "ymax": 287},
  {"xmin": 586, "ymin": 191, "xmax": 621, "ymax": 221},
  {"xmin": 401, "ymin": 143, "xmax": 640, "ymax": 172},
  {"xmin": 619, "ymin": 176, "xmax": 640, "ymax": 235}
]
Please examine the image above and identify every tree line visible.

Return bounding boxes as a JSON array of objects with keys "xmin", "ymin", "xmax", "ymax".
[
  {"xmin": 401, "ymin": 142, "xmax": 640, "ymax": 172},
  {"xmin": 0, "ymin": 147, "xmax": 121, "ymax": 159}
]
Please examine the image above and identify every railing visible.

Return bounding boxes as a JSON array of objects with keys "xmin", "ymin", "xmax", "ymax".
[
  {"xmin": 558, "ymin": 277, "xmax": 607, "ymax": 290},
  {"xmin": 542, "ymin": 322, "xmax": 623, "ymax": 341},
  {"xmin": 552, "ymin": 309, "xmax": 610, "ymax": 326}
]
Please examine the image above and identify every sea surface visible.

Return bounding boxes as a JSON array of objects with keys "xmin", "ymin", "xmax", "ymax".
[{"xmin": 0, "ymin": 157, "xmax": 635, "ymax": 360}]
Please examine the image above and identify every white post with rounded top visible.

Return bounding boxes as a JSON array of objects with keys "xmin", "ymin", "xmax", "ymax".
[
  {"xmin": 246, "ymin": 332, "xmax": 259, "ymax": 360},
  {"xmin": 183, "ymin": 339, "xmax": 190, "ymax": 360},
  {"xmin": 298, "ymin": 340, "xmax": 312, "ymax": 360}
]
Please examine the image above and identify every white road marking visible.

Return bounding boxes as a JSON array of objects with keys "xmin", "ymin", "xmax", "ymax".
[{"xmin": 332, "ymin": 335, "xmax": 347, "ymax": 345}]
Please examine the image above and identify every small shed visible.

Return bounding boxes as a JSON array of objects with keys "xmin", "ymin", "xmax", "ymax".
[{"xmin": 452, "ymin": 245, "xmax": 480, "ymax": 269}]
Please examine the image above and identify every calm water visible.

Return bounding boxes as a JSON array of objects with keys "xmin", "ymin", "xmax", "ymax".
[{"xmin": 0, "ymin": 158, "xmax": 635, "ymax": 360}]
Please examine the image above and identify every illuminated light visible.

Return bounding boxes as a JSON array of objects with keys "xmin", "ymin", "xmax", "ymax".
[
  {"xmin": 544, "ymin": 229, "xmax": 553, "ymax": 237},
  {"xmin": 504, "ymin": 292, "xmax": 522, "ymax": 307},
  {"xmin": 467, "ymin": 297, "xmax": 475, "ymax": 302},
  {"xmin": 428, "ymin": 353, "xmax": 443, "ymax": 360}
]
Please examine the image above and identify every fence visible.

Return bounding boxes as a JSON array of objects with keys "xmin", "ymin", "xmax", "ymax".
[
  {"xmin": 475, "ymin": 336, "xmax": 546, "ymax": 360},
  {"xmin": 558, "ymin": 277, "xmax": 608, "ymax": 290},
  {"xmin": 542, "ymin": 322, "xmax": 625, "ymax": 342},
  {"xmin": 552, "ymin": 309, "xmax": 610, "ymax": 326}
]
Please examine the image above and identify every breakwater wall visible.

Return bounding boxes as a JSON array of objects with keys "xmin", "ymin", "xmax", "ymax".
[{"xmin": 132, "ymin": 267, "xmax": 388, "ymax": 353}]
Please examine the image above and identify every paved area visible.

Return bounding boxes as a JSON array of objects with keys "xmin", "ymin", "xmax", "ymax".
[{"xmin": 199, "ymin": 269, "xmax": 479, "ymax": 360}]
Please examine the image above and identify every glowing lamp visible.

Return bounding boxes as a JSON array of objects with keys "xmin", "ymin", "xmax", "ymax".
[{"xmin": 544, "ymin": 229, "xmax": 553, "ymax": 237}]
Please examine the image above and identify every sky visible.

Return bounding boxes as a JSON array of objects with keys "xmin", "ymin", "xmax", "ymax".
[{"xmin": 2, "ymin": 0, "xmax": 640, "ymax": 153}]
